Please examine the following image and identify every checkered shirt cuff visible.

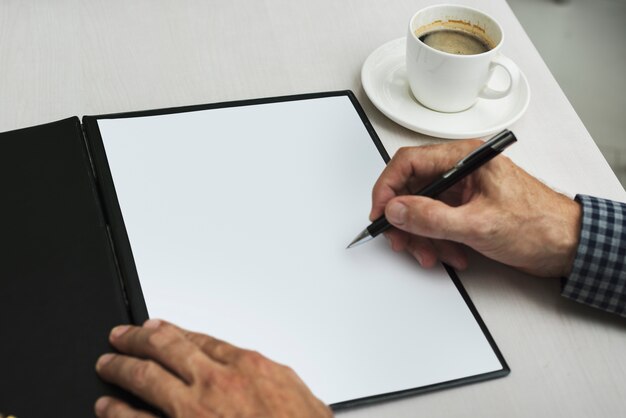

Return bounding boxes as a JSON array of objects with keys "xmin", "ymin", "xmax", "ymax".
[{"xmin": 562, "ymin": 195, "xmax": 626, "ymax": 317}]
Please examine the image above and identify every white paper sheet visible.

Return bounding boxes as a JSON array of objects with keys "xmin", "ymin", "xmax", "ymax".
[{"xmin": 97, "ymin": 95, "xmax": 503, "ymax": 405}]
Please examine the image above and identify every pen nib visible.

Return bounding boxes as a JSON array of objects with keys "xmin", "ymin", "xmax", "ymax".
[{"xmin": 346, "ymin": 229, "xmax": 373, "ymax": 249}]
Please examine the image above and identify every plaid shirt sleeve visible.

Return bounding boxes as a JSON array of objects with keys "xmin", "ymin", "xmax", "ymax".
[{"xmin": 561, "ymin": 195, "xmax": 626, "ymax": 317}]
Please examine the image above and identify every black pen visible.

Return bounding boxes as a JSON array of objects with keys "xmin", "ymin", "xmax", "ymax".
[{"xmin": 347, "ymin": 129, "xmax": 517, "ymax": 248}]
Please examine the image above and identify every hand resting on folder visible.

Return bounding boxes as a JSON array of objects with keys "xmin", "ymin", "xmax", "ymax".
[{"xmin": 95, "ymin": 319, "xmax": 333, "ymax": 418}]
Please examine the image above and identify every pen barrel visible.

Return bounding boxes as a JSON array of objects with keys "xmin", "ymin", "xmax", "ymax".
[
  {"xmin": 367, "ymin": 215, "xmax": 392, "ymax": 237},
  {"xmin": 418, "ymin": 147, "xmax": 500, "ymax": 198}
]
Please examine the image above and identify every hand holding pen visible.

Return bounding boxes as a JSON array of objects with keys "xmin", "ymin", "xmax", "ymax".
[
  {"xmin": 349, "ymin": 131, "xmax": 581, "ymax": 278},
  {"xmin": 349, "ymin": 130, "xmax": 516, "ymax": 248}
]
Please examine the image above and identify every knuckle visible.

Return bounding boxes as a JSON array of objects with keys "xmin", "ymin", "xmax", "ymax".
[
  {"xmin": 187, "ymin": 349, "xmax": 208, "ymax": 369},
  {"xmin": 241, "ymin": 349, "xmax": 262, "ymax": 364},
  {"xmin": 146, "ymin": 327, "xmax": 176, "ymax": 350},
  {"xmin": 466, "ymin": 138, "xmax": 483, "ymax": 148},
  {"xmin": 213, "ymin": 341, "xmax": 231, "ymax": 359},
  {"xmin": 469, "ymin": 215, "xmax": 496, "ymax": 239},
  {"xmin": 395, "ymin": 146, "xmax": 411, "ymax": 159},
  {"xmin": 129, "ymin": 360, "xmax": 155, "ymax": 388},
  {"xmin": 393, "ymin": 146, "xmax": 417, "ymax": 164},
  {"xmin": 240, "ymin": 350, "xmax": 269, "ymax": 370},
  {"xmin": 279, "ymin": 364, "xmax": 299, "ymax": 380},
  {"xmin": 469, "ymin": 218, "xmax": 486, "ymax": 236},
  {"xmin": 197, "ymin": 365, "xmax": 217, "ymax": 388},
  {"xmin": 497, "ymin": 154, "xmax": 512, "ymax": 165}
]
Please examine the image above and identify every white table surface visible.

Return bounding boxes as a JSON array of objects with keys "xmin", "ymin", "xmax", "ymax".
[{"xmin": 1, "ymin": 0, "xmax": 625, "ymax": 416}]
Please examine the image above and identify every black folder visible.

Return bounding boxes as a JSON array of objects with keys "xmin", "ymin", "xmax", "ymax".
[
  {"xmin": 0, "ymin": 117, "xmax": 138, "ymax": 416},
  {"xmin": 0, "ymin": 91, "xmax": 508, "ymax": 417}
]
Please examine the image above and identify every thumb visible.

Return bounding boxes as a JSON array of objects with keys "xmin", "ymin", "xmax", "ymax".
[{"xmin": 385, "ymin": 196, "xmax": 469, "ymax": 243}]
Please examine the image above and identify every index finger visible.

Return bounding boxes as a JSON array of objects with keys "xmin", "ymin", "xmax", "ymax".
[{"xmin": 370, "ymin": 140, "xmax": 482, "ymax": 220}]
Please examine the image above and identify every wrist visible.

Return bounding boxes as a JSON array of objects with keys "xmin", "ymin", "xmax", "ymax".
[{"xmin": 559, "ymin": 197, "xmax": 582, "ymax": 277}]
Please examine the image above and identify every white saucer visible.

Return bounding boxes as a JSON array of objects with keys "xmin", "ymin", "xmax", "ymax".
[{"xmin": 361, "ymin": 38, "xmax": 530, "ymax": 139}]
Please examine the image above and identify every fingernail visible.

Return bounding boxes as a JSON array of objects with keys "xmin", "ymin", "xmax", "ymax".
[
  {"xmin": 96, "ymin": 353, "xmax": 115, "ymax": 370},
  {"xmin": 95, "ymin": 396, "xmax": 110, "ymax": 416},
  {"xmin": 110, "ymin": 325, "xmax": 130, "ymax": 340},
  {"xmin": 415, "ymin": 252, "xmax": 424, "ymax": 266},
  {"xmin": 387, "ymin": 201, "xmax": 407, "ymax": 225},
  {"xmin": 143, "ymin": 318, "xmax": 162, "ymax": 329}
]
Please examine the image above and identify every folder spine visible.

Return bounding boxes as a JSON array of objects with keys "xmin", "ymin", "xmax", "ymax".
[{"xmin": 80, "ymin": 117, "xmax": 150, "ymax": 325}]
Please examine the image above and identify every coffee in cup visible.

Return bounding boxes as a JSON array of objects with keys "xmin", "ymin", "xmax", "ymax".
[
  {"xmin": 418, "ymin": 28, "xmax": 493, "ymax": 55},
  {"xmin": 406, "ymin": 5, "xmax": 520, "ymax": 113}
]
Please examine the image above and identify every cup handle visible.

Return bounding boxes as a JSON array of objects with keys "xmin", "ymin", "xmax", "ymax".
[{"xmin": 479, "ymin": 54, "xmax": 520, "ymax": 100}]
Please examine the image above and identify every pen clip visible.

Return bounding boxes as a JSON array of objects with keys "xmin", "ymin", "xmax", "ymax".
[
  {"xmin": 455, "ymin": 129, "xmax": 514, "ymax": 167},
  {"xmin": 455, "ymin": 141, "xmax": 492, "ymax": 167}
]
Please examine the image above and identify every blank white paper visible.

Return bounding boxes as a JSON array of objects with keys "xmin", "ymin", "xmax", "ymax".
[{"xmin": 97, "ymin": 95, "xmax": 503, "ymax": 405}]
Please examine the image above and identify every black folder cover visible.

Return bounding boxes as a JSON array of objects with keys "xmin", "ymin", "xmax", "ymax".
[
  {"xmin": 0, "ymin": 117, "xmax": 138, "ymax": 416},
  {"xmin": 0, "ymin": 91, "xmax": 508, "ymax": 417}
]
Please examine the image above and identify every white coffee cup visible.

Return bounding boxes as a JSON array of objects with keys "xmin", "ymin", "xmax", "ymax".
[{"xmin": 406, "ymin": 4, "xmax": 520, "ymax": 113}]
